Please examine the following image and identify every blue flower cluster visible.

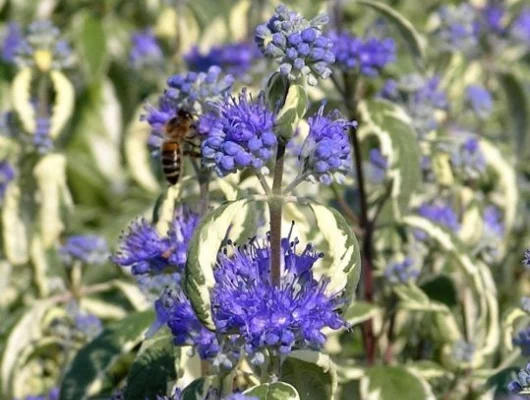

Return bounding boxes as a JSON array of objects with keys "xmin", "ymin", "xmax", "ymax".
[
  {"xmin": 199, "ymin": 90, "xmax": 277, "ymax": 176},
  {"xmin": 14, "ymin": 21, "xmax": 74, "ymax": 70},
  {"xmin": 380, "ymin": 75, "xmax": 447, "ymax": 138},
  {"xmin": 523, "ymin": 249, "xmax": 530, "ymax": 269},
  {"xmin": 452, "ymin": 339, "xmax": 475, "ymax": 363},
  {"xmin": 20, "ymin": 388, "xmax": 59, "ymax": 400},
  {"xmin": 185, "ymin": 42, "xmax": 258, "ymax": 78},
  {"xmin": 513, "ymin": 328, "xmax": 530, "ymax": 356},
  {"xmin": 1, "ymin": 22, "xmax": 23, "ymax": 63},
  {"xmin": 482, "ymin": 4, "xmax": 505, "ymax": 34},
  {"xmin": 137, "ymin": 272, "xmax": 181, "ymax": 301},
  {"xmin": 59, "ymin": 235, "xmax": 109, "ymax": 266},
  {"xmin": 512, "ymin": 8, "xmax": 530, "ymax": 45},
  {"xmin": 255, "ymin": 4, "xmax": 334, "ymax": 85},
  {"xmin": 33, "ymin": 116, "xmax": 52, "ymax": 153},
  {"xmin": 157, "ymin": 231, "xmax": 347, "ymax": 363},
  {"xmin": 450, "ymin": 137, "xmax": 486, "ymax": 180},
  {"xmin": 483, "ymin": 205, "xmax": 504, "ymax": 238},
  {"xmin": 143, "ymin": 66, "xmax": 234, "ymax": 148},
  {"xmin": 435, "ymin": 4, "xmax": 479, "ymax": 53},
  {"xmin": 508, "ymin": 362, "xmax": 530, "ymax": 394},
  {"xmin": 466, "ymin": 85, "xmax": 493, "ymax": 119},
  {"xmin": 129, "ymin": 30, "xmax": 163, "ymax": 70},
  {"xmin": 0, "ymin": 160, "xmax": 15, "ymax": 203},
  {"xmin": 74, "ymin": 312, "xmax": 103, "ymax": 339},
  {"xmin": 328, "ymin": 31, "xmax": 395, "ymax": 76},
  {"xmin": 415, "ymin": 202, "xmax": 460, "ymax": 241},
  {"xmin": 383, "ymin": 258, "xmax": 418, "ymax": 284},
  {"xmin": 112, "ymin": 206, "xmax": 199, "ymax": 276},
  {"xmin": 299, "ymin": 104, "xmax": 354, "ymax": 185},
  {"xmin": 366, "ymin": 148, "xmax": 388, "ymax": 184}
]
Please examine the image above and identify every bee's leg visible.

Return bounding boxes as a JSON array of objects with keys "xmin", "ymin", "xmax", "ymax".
[{"xmin": 183, "ymin": 150, "xmax": 201, "ymax": 158}]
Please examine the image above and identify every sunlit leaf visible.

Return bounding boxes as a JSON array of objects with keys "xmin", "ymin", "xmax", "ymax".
[
  {"xmin": 49, "ymin": 70, "xmax": 75, "ymax": 139},
  {"xmin": 11, "ymin": 67, "xmax": 35, "ymax": 134},
  {"xmin": 2, "ymin": 183, "xmax": 29, "ymax": 265},
  {"xmin": 245, "ymin": 382, "xmax": 301, "ymax": 400}
]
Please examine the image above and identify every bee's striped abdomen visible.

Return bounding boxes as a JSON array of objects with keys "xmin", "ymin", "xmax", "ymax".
[{"xmin": 161, "ymin": 140, "xmax": 181, "ymax": 185}]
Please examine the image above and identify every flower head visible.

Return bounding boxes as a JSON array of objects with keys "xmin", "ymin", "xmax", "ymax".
[
  {"xmin": 255, "ymin": 4, "xmax": 334, "ymax": 85},
  {"xmin": 482, "ymin": 4, "xmax": 505, "ymax": 34},
  {"xmin": 512, "ymin": 8, "xmax": 530, "ymax": 45},
  {"xmin": 508, "ymin": 362, "xmax": 530, "ymax": 394},
  {"xmin": 416, "ymin": 202, "xmax": 460, "ymax": 240},
  {"xmin": 381, "ymin": 74, "xmax": 447, "ymax": 137},
  {"xmin": 299, "ymin": 104, "xmax": 354, "ymax": 184},
  {"xmin": 185, "ymin": 42, "xmax": 258, "ymax": 78},
  {"xmin": 452, "ymin": 339, "xmax": 475, "ymax": 363},
  {"xmin": 435, "ymin": 4, "xmax": 480, "ymax": 54},
  {"xmin": 59, "ymin": 235, "xmax": 109, "ymax": 266},
  {"xmin": 451, "ymin": 136, "xmax": 486, "ymax": 180},
  {"xmin": 513, "ymin": 327, "xmax": 530, "ymax": 356},
  {"xmin": 484, "ymin": 205, "xmax": 504, "ymax": 237},
  {"xmin": 200, "ymin": 89, "xmax": 277, "ymax": 176},
  {"xmin": 0, "ymin": 160, "xmax": 15, "ymax": 204},
  {"xmin": 112, "ymin": 206, "xmax": 200, "ymax": 276},
  {"xmin": 143, "ymin": 66, "xmax": 234, "ymax": 147},
  {"xmin": 15, "ymin": 21, "xmax": 74, "ymax": 71},
  {"xmin": 523, "ymin": 250, "xmax": 530, "ymax": 269},
  {"xmin": 383, "ymin": 257, "xmax": 418, "ymax": 284},
  {"xmin": 1, "ymin": 22, "xmax": 23, "ymax": 63},
  {"xmin": 466, "ymin": 85, "xmax": 493, "ymax": 119},
  {"xmin": 328, "ymin": 31, "xmax": 395, "ymax": 76},
  {"xmin": 129, "ymin": 30, "xmax": 163, "ymax": 70},
  {"xmin": 224, "ymin": 395, "xmax": 258, "ymax": 400}
]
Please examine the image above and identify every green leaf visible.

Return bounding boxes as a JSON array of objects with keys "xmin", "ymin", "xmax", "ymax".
[
  {"xmin": 125, "ymin": 106, "xmax": 160, "ymax": 194},
  {"xmin": 59, "ymin": 310, "xmax": 154, "ymax": 400},
  {"xmin": 393, "ymin": 284, "xmax": 450, "ymax": 313},
  {"xmin": 360, "ymin": 366, "xmax": 434, "ymax": 400},
  {"xmin": 1, "ymin": 182, "xmax": 29, "ymax": 266},
  {"xmin": 406, "ymin": 361, "xmax": 453, "ymax": 381},
  {"xmin": 499, "ymin": 72, "xmax": 529, "ymax": 156},
  {"xmin": 124, "ymin": 330, "xmax": 178, "ymax": 400},
  {"xmin": 74, "ymin": 13, "xmax": 108, "ymax": 82},
  {"xmin": 1, "ymin": 301, "xmax": 53, "ymax": 398},
  {"xmin": 265, "ymin": 72, "xmax": 290, "ymax": 111},
  {"xmin": 356, "ymin": 0, "xmax": 425, "ymax": 69},
  {"xmin": 245, "ymin": 382, "xmax": 300, "ymax": 400},
  {"xmin": 185, "ymin": 199, "xmax": 252, "ymax": 330},
  {"xmin": 49, "ymin": 70, "xmax": 75, "ymax": 139},
  {"xmin": 181, "ymin": 376, "xmax": 218, "ymax": 400},
  {"xmin": 281, "ymin": 351, "xmax": 337, "ymax": 400},
  {"xmin": 33, "ymin": 153, "xmax": 73, "ymax": 248},
  {"xmin": 358, "ymin": 99, "xmax": 422, "ymax": 220},
  {"xmin": 343, "ymin": 301, "xmax": 379, "ymax": 326},
  {"xmin": 420, "ymin": 275, "xmax": 457, "ymax": 307},
  {"xmin": 11, "ymin": 67, "xmax": 35, "ymax": 134},
  {"xmin": 308, "ymin": 203, "xmax": 361, "ymax": 305},
  {"xmin": 275, "ymin": 84, "xmax": 308, "ymax": 140}
]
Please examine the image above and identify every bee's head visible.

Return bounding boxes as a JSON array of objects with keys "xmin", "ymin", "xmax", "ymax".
[{"xmin": 177, "ymin": 109, "xmax": 193, "ymax": 120}]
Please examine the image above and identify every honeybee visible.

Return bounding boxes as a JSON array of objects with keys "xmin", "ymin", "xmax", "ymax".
[{"xmin": 161, "ymin": 109, "xmax": 200, "ymax": 185}]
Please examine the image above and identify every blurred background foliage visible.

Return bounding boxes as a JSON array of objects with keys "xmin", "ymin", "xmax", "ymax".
[{"xmin": 0, "ymin": 0, "xmax": 530, "ymax": 399}]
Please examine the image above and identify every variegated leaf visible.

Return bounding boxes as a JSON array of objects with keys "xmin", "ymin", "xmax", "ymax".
[
  {"xmin": 11, "ymin": 67, "xmax": 35, "ymax": 134},
  {"xmin": 49, "ymin": 70, "xmax": 75, "ymax": 138},
  {"xmin": 245, "ymin": 382, "xmax": 301, "ymax": 400},
  {"xmin": 2, "ymin": 183, "xmax": 29, "ymax": 265}
]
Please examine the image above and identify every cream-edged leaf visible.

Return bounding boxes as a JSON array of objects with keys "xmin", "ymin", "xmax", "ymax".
[
  {"xmin": 11, "ymin": 67, "xmax": 35, "ymax": 134},
  {"xmin": 49, "ymin": 70, "xmax": 75, "ymax": 138},
  {"xmin": 343, "ymin": 301, "xmax": 380, "ymax": 326},
  {"xmin": 2, "ymin": 183, "xmax": 29, "ymax": 265}
]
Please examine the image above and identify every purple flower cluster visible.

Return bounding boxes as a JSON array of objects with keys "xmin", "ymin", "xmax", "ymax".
[
  {"xmin": 74, "ymin": 312, "xmax": 103, "ymax": 339},
  {"xmin": 112, "ymin": 206, "xmax": 200, "ymax": 276},
  {"xmin": 508, "ymin": 362, "xmax": 530, "ymax": 394},
  {"xmin": 383, "ymin": 258, "xmax": 418, "ymax": 284},
  {"xmin": 143, "ymin": 66, "xmax": 234, "ymax": 148},
  {"xmin": 435, "ymin": 4, "xmax": 480, "ymax": 53},
  {"xmin": 21, "ymin": 388, "xmax": 59, "ymax": 400},
  {"xmin": 416, "ymin": 202, "xmax": 460, "ymax": 240},
  {"xmin": 466, "ymin": 85, "xmax": 493, "ymax": 119},
  {"xmin": 14, "ymin": 21, "xmax": 73, "ymax": 70},
  {"xmin": 513, "ymin": 327, "xmax": 530, "ymax": 356},
  {"xmin": 199, "ymin": 90, "xmax": 277, "ymax": 176},
  {"xmin": 482, "ymin": 4, "xmax": 505, "ymax": 34},
  {"xmin": 523, "ymin": 249, "xmax": 530, "ymax": 269},
  {"xmin": 1, "ymin": 22, "xmax": 23, "ymax": 63},
  {"xmin": 512, "ymin": 8, "xmax": 530, "ymax": 45},
  {"xmin": 158, "ymin": 230, "xmax": 347, "ymax": 363},
  {"xmin": 33, "ymin": 117, "xmax": 52, "ymax": 153},
  {"xmin": 299, "ymin": 104, "xmax": 354, "ymax": 185},
  {"xmin": 129, "ymin": 30, "xmax": 163, "ymax": 70},
  {"xmin": 451, "ymin": 137, "xmax": 486, "ymax": 180},
  {"xmin": 0, "ymin": 160, "xmax": 15, "ymax": 204},
  {"xmin": 483, "ymin": 205, "xmax": 504, "ymax": 237},
  {"xmin": 185, "ymin": 42, "xmax": 258, "ymax": 78},
  {"xmin": 255, "ymin": 5, "xmax": 334, "ymax": 85},
  {"xmin": 59, "ymin": 235, "xmax": 109, "ymax": 266},
  {"xmin": 381, "ymin": 75, "xmax": 447, "ymax": 137},
  {"xmin": 328, "ymin": 31, "xmax": 395, "ymax": 76}
]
